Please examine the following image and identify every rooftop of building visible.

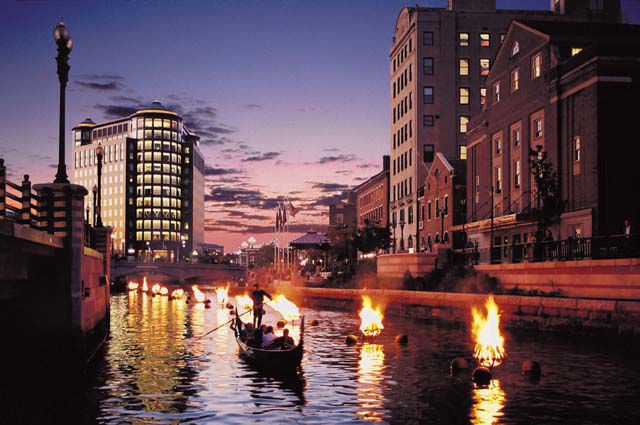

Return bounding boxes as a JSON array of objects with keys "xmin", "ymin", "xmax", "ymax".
[{"xmin": 517, "ymin": 19, "xmax": 640, "ymax": 45}]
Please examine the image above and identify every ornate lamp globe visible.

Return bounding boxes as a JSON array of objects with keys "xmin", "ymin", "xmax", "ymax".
[
  {"xmin": 241, "ymin": 241, "xmax": 249, "ymax": 249},
  {"xmin": 92, "ymin": 184, "xmax": 98, "ymax": 195},
  {"xmin": 53, "ymin": 19, "xmax": 72, "ymax": 50},
  {"xmin": 248, "ymin": 236, "xmax": 257, "ymax": 245},
  {"xmin": 96, "ymin": 144, "xmax": 104, "ymax": 160}
]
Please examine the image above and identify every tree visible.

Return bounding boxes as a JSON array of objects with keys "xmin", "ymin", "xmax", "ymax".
[
  {"xmin": 528, "ymin": 145, "xmax": 560, "ymax": 238},
  {"xmin": 354, "ymin": 219, "xmax": 391, "ymax": 254}
]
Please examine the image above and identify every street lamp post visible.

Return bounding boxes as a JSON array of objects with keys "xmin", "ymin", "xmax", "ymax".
[
  {"xmin": 399, "ymin": 219, "xmax": 405, "ymax": 252},
  {"xmin": 53, "ymin": 19, "xmax": 72, "ymax": 184},
  {"xmin": 95, "ymin": 144, "xmax": 104, "ymax": 227},
  {"xmin": 92, "ymin": 185, "xmax": 98, "ymax": 226},
  {"xmin": 391, "ymin": 215, "xmax": 397, "ymax": 254}
]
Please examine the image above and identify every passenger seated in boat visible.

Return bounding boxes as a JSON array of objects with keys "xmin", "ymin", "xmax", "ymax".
[
  {"xmin": 266, "ymin": 328, "xmax": 295, "ymax": 350},
  {"xmin": 262, "ymin": 326, "xmax": 276, "ymax": 347},
  {"xmin": 251, "ymin": 325, "xmax": 266, "ymax": 347}
]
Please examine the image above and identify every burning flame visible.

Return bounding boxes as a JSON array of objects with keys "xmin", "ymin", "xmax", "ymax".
[
  {"xmin": 192, "ymin": 285, "xmax": 206, "ymax": 303},
  {"xmin": 359, "ymin": 296, "xmax": 384, "ymax": 337},
  {"xmin": 471, "ymin": 297, "xmax": 506, "ymax": 367},
  {"xmin": 151, "ymin": 283, "xmax": 161, "ymax": 295},
  {"xmin": 159, "ymin": 286, "xmax": 169, "ymax": 296},
  {"xmin": 171, "ymin": 289, "xmax": 184, "ymax": 299},
  {"xmin": 215, "ymin": 287, "xmax": 229, "ymax": 305},
  {"xmin": 141, "ymin": 277, "xmax": 149, "ymax": 292},
  {"xmin": 235, "ymin": 294, "xmax": 254, "ymax": 311},
  {"xmin": 268, "ymin": 294, "xmax": 300, "ymax": 322},
  {"xmin": 127, "ymin": 281, "xmax": 139, "ymax": 291}
]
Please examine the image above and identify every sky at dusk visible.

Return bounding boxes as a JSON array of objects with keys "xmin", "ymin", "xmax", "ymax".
[{"xmin": 1, "ymin": 0, "xmax": 639, "ymax": 251}]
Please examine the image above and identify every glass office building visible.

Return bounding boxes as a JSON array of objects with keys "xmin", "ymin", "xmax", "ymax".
[{"xmin": 72, "ymin": 101, "xmax": 205, "ymax": 261}]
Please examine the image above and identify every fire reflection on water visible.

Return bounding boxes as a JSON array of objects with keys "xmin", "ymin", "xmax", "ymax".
[
  {"xmin": 470, "ymin": 379, "xmax": 506, "ymax": 425},
  {"xmin": 357, "ymin": 343, "xmax": 386, "ymax": 422},
  {"xmin": 108, "ymin": 291, "xmax": 197, "ymax": 415}
]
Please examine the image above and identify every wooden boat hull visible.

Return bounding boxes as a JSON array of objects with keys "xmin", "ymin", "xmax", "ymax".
[{"xmin": 233, "ymin": 315, "xmax": 304, "ymax": 366}]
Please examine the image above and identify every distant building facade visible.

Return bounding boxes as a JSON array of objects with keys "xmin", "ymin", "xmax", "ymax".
[
  {"xmin": 71, "ymin": 101, "xmax": 205, "ymax": 259},
  {"xmin": 461, "ymin": 20, "xmax": 640, "ymax": 253},
  {"xmin": 354, "ymin": 156, "xmax": 390, "ymax": 229},
  {"xmin": 329, "ymin": 191, "xmax": 357, "ymax": 229},
  {"xmin": 388, "ymin": 0, "xmax": 621, "ymax": 253},
  {"xmin": 419, "ymin": 153, "xmax": 466, "ymax": 252}
]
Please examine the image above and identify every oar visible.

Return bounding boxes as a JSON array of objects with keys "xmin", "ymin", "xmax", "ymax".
[{"xmin": 190, "ymin": 300, "xmax": 272, "ymax": 341}]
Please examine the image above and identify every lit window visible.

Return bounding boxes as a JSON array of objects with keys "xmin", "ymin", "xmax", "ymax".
[
  {"xmin": 460, "ymin": 116, "xmax": 470, "ymax": 133},
  {"xmin": 531, "ymin": 53, "xmax": 542, "ymax": 79},
  {"xmin": 459, "ymin": 145, "xmax": 467, "ymax": 160},
  {"xmin": 511, "ymin": 68, "xmax": 520, "ymax": 92},
  {"xmin": 459, "ymin": 33, "xmax": 469, "ymax": 47},
  {"xmin": 511, "ymin": 41, "xmax": 520, "ymax": 57},
  {"xmin": 480, "ymin": 58, "xmax": 490, "ymax": 76},
  {"xmin": 534, "ymin": 118, "xmax": 543, "ymax": 138},
  {"xmin": 495, "ymin": 138, "xmax": 502, "ymax": 155},
  {"xmin": 480, "ymin": 33, "xmax": 490, "ymax": 47},
  {"xmin": 574, "ymin": 136, "xmax": 581, "ymax": 162},
  {"xmin": 423, "ymin": 86, "xmax": 434, "ymax": 104},
  {"xmin": 424, "ymin": 115, "xmax": 435, "ymax": 127},
  {"xmin": 480, "ymin": 87, "xmax": 487, "ymax": 105},
  {"xmin": 513, "ymin": 128, "xmax": 521, "ymax": 146},
  {"xmin": 571, "ymin": 47, "xmax": 583, "ymax": 56},
  {"xmin": 495, "ymin": 167, "xmax": 502, "ymax": 193},
  {"xmin": 475, "ymin": 176, "xmax": 480, "ymax": 204},
  {"xmin": 493, "ymin": 82, "xmax": 501, "ymax": 103},
  {"xmin": 459, "ymin": 58, "xmax": 469, "ymax": 76},
  {"xmin": 424, "ymin": 57, "xmax": 434, "ymax": 75},
  {"xmin": 459, "ymin": 87, "xmax": 470, "ymax": 105},
  {"xmin": 514, "ymin": 160, "xmax": 521, "ymax": 188}
]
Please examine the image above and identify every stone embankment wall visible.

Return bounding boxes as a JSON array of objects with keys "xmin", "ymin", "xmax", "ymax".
[
  {"xmin": 281, "ymin": 287, "xmax": 640, "ymax": 337},
  {"xmin": 475, "ymin": 258, "xmax": 640, "ymax": 299}
]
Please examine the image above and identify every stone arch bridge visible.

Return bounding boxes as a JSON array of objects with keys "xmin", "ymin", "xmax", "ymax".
[{"xmin": 111, "ymin": 262, "xmax": 247, "ymax": 284}]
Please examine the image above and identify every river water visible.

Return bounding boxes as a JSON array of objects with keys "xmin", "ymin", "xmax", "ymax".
[{"xmin": 7, "ymin": 287, "xmax": 640, "ymax": 424}]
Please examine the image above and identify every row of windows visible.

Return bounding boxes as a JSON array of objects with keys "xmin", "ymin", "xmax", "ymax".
[
  {"xmin": 136, "ymin": 174, "xmax": 182, "ymax": 186},
  {"xmin": 136, "ymin": 129, "xmax": 181, "ymax": 142},
  {"xmin": 136, "ymin": 209, "xmax": 182, "ymax": 220},
  {"xmin": 424, "ymin": 195, "xmax": 449, "ymax": 221},
  {"xmin": 393, "ymin": 92, "xmax": 412, "ymax": 124},
  {"xmin": 491, "ymin": 53, "xmax": 542, "ymax": 105},
  {"xmin": 135, "ymin": 118, "xmax": 179, "ymax": 130},
  {"xmin": 392, "ymin": 37, "xmax": 413, "ymax": 72},
  {"xmin": 458, "ymin": 58, "xmax": 491, "ymax": 76},
  {"xmin": 136, "ymin": 231, "xmax": 183, "ymax": 242},
  {"xmin": 137, "ymin": 140, "xmax": 185, "ymax": 153},
  {"xmin": 92, "ymin": 123, "xmax": 129, "ymax": 139},
  {"xmin": 136, "ymin": 163, "xmax": 183, "ymax": 175},
  {"xmin": 136, "ymin": 186, "xmax": 182, "ymax": 197},
  {"xmin": 358, "ymin": 185, "xmax": 384, "ymax": 207},
  {"xmin": 136, "ymin": 152, "xmax": 183, "ymax": 164},
  {"xmin": 360, "ymin": 205, "xmax": 384, "ymax": 225},
  {"xmin": 393, "ymin": 64, "xmax": 413, "ymax": 98},
  {"xmin": 136, "ymin": 197, "xmax": 182, "ymax": 208},
  {"xmin": 459, "ymin": 32, "xmax": 497, "ymax": 48},
  {"xmin": 392, "ymin": 120, "xmax": 412, "ymax": 149},
  {"xmin": 74, "ymin": 143, "xmax": 125, "ymax": 168},
  {"xmin": 393, "ymin": 176, "xmax": 413, "ymax": 201},
  {"xmin": 393, "ymin": 148, "xmax": 412, "ymax": 176},
  {"xmin": 136, "ymin": 220, "xmax": 182, "ymax": 231}
]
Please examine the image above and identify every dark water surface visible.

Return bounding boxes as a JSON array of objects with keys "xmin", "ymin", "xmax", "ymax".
[{"xmin": 5, "ymin": 288, "xmax": 640, "ymax": 424}]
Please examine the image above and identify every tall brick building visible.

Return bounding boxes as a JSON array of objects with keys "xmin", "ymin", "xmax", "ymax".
[
  {"xmin": 461, "ymin": 20, "xmax": 640, "ymax": 253},
  {"xmin": 354, "ymin": 156, "xmax": 390, "ymax": 229},
  {"xmin": 388, "ymin": 0, "xmax": 621, "ymax": 253}
]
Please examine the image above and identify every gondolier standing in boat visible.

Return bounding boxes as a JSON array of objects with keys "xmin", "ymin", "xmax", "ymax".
[{"xmin": 251, "ymin": 283, "xmax": 272, "ymax": 327}]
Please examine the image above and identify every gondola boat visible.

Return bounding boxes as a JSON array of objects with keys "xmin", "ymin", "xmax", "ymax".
[{"xmin": 231, "ymin": 311, "xmax": 304, "ymax": 366}]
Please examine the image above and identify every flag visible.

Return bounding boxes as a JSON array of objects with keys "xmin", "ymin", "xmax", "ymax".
[
  {"xmin": 288, "ymin": 200, "xmax": 300, "ymax": 217},
  {"xmin": 281, "ymin": 202, "xmax": 287, "ymax": 227}
]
